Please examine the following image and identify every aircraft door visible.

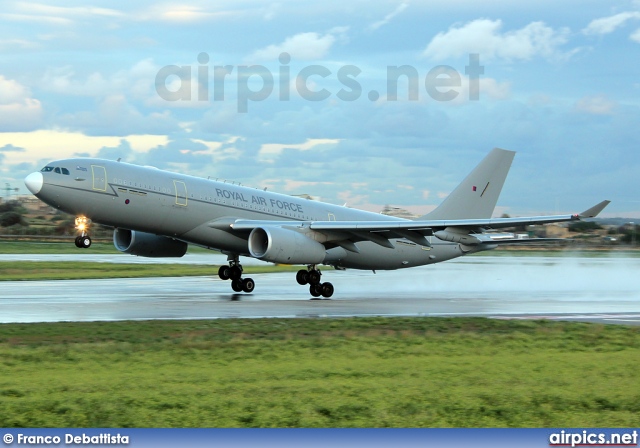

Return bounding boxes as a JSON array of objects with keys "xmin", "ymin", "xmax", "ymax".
[
  {"xmin": 91, "ymin": 165, "xmax": 107, "ymax": 191},
  {"xmin": 174, "ymin": 180, "xmax": 188, "ymax": 206}
]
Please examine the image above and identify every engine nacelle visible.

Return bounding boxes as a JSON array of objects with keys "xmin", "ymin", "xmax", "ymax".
[
  {"xmin": 434, "ymin": 228, "xmax": 482, "ymax": 246},
  {"xmin": 113, "ymin": 228, "xmax": 188, "ymax": 257},
  {"xmin": 248, "ymin": 226, "xmax": 326, "ymax": 264}
]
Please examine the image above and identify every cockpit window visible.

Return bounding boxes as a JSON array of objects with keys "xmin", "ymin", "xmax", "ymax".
[
  {"xmin": 41, "ymin": 166, "xmax": 54, "ymax": 172},
  {"xmin": 54, "ymin": 167, "xmax": 61, "ymax": 174},
  {"xmin": 61, "ymin": 168, "xmax": 70, "ymax": 175}
]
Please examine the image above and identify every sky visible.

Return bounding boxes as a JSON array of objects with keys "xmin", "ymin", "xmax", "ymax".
[{"xmin": 0, "ymin": 0, "xmax": 639, "ymax": 218}]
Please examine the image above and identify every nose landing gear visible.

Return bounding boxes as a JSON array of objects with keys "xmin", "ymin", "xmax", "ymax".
[{"xmin": 74, "ymin": 216, "xmax": 92, "ymax": 248}]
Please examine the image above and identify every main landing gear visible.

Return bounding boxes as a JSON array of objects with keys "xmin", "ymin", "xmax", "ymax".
[
  {"xmin": 218, "ymin": 257, "xmax": 255, "ymax": 293},
  {"xmin": 296, "ymin": 266, "xmax": 334, "ymax": 298},
  {"xmin": 216, "ymin": 259, "xmax": 334, "ymax": 298},
  {"xmin": 74, "ymin": 216, "xmax": 92, "ymax": 249}
]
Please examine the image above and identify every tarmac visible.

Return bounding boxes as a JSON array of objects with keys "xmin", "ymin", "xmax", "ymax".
[{"xmin": 1, "ymin": 255, "xmax": 639, "ymax": 324}]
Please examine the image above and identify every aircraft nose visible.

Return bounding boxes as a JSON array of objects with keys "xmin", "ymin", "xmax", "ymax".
[{"xmin": 24, "ymin": 172, "xmax": 43, "ymax": 195}]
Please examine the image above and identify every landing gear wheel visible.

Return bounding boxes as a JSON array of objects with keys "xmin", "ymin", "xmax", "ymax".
[
  {"xmin": 80, "ymin": 236, "xmax": 92, "ymax": 248},
  {"xmin": 308, "ymin": 270, "xmax": 321, "ymax": 285},
  {"xmin": 296, "ymin": 269, "xmax": 309, "ymax": 285},
  {"xmin": 242, "ymin": 278, "xmax": 255, "ymax": 293},
  {"xmin": 321, "ymin": 282, "xmax": 334, "ymax": 298},
  {"xmin": 74, "ymin": 236, "xmax": 82, "ymax": 248},
  {"xmin": 218, "ymin": 265, "xmax": 230, "ymax": 280},
  {"xmin": 229, "ymin": 265, "xmax": 243, "ymax": 280},
  {"xmin": 231, "ymin": 279, "xmax": 243, "ymax": 292},
  {"xmin": 310, "ymin": 283, "xmax": 322, "ymax": 297}
]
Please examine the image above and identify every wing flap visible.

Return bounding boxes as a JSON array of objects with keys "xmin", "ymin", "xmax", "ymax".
[{"xmin": 212, "ymin": 200, "xmax": 609, "ymax": 247}]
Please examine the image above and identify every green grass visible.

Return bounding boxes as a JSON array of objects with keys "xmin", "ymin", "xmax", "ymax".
[
  {"xmin": 0, "ymin": 240, "xmax": 119, "ymax": 254},
  {"xmin": 0, "ymin": 262, "xmax": 298, "ymax": 281},
  {"xmin": 0, "ymin": 240, "xmax": 213, "ymax": 254},
  {"xmin": 0, "ymin": 317, "xmax": 638, "ymax": 427}
]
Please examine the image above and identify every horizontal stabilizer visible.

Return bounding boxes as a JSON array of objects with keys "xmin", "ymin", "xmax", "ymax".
[{"xmin": 579, "ymin": 200, "xmax": 611, "ymax": 218}]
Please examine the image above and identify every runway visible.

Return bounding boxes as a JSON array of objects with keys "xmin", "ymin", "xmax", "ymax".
[{"xmin": 1, "ymin": 255, "xmax": 639, "ymax": 324}]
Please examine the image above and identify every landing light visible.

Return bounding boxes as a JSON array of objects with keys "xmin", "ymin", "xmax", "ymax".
[{"xmin": 75, "ymin": 216, "xmax": 92, "ymax": 231}]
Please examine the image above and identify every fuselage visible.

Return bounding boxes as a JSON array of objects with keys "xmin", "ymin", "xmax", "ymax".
[{"xmin": 26, "ymin": 158, "xmax": 472, "ymax": 270}]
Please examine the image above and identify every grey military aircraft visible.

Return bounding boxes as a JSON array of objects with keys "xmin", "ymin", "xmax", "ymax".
[{"xmin": 24, "ymin": 148, "xmax": 609, "ymax": 298}]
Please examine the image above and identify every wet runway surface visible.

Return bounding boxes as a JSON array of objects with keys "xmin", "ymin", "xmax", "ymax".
[{"xmin": 1, "ymin": 255, "xmax": 639, "ymax": 324}]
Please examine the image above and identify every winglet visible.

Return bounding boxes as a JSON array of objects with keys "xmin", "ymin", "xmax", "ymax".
[{"xmin": 579, "ymin": 200, "xmax": 611, "ymax": 218}]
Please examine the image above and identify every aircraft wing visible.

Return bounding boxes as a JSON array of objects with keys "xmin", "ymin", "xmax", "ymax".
[{"xmin": 217, "ymin": 200, "xmax": 610, "ymax": 251}]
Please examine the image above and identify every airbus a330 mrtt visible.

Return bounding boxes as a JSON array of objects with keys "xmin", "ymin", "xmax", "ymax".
[{"xmin": 24, "ymin": 148, "xmax": 609, "ymax": 298}]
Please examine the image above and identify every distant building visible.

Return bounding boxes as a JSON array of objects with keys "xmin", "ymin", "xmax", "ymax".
[
  {"xmin": 542, "ymin": 224, "xmax": 571, "ymax": 238},
  {"xmin": 18, "ymin": 196, "xmax": 57, "ymax": 214}
]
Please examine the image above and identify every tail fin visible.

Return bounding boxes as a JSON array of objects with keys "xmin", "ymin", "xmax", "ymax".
[{"xmin": 422, "ymin": 148, "xmax": 515, "ymax": 220}]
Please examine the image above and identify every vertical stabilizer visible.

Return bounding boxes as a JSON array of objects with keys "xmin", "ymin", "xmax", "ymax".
[{"xmin": 422, "ymin": 148, "xmax": 515, "ymax": 220}]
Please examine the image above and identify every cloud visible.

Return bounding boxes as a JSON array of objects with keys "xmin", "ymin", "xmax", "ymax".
[
  {"xmin": 574, "ymin": 94, "xmax": 617, "ymax": 115},
  {"xmin": 142, "ymin": 5, "xmax": 237, "ymax": 23},
  {"xmin": 96, "ymin": 139, "xmax": 133, "ymax": 161},
  {"xmin": 0, "ymin": 13, "xmax": 72, "ymax": 26},
  {"xmin": 258, "ymin": 138, "xmax": 339, "ymax": 163},
  {"xmin": 423, "ymin": 19, "xmax": 570, "ymax": 61},
  {"xmin": 282, "ymin": 179, "xmax": 332, "ymax": 192},
  {"xmin": 249, "ymin": 30, "xmax": 342, "ymax": 61},
  {"xmin": 0, "ymin": 144, "xmax": 25, "ymax": 152},
  {"xmin": 0, "ymin": 38, "xmax": 39, "ymax": 50},
  {"xmin": 582, "ymin": 11, "xmax": 640, "ymax": 35},
  {"xmin": 42, "ymin": 58, "xmax": 160, "ymax": 100},
  {"xmin": 0, "ymin": 76, "xmax": 43, "ymax": 132},
  {"xmin": 631, "ymin": 28, "xmax": 640, "ymax": 43},
  {"xmin": 0, "ymin": 130, "xmax": 169, "ymax": 165},
  {"xmin": 16, "ymin": 3, "xmax": 123, "ymax": 19},
  {"xmin": 368, "ymin": 2, "xmax": 409, "ymax": 31},
  {"xmin": 0, "ymin": 76, "xmax": 31, "ymax": 105},
  {"xmin": 56, "ymin": 94, "xmax": 179, "ymax": 136},
  {"xmin": 0, "ymin": 3, "xmax": 123, "ymax": 27}
]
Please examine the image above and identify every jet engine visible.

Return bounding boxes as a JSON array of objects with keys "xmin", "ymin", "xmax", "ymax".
[
  {"xmin": 248, "ymin": 226, "xmax": 326, "ymax": 264},
  {"xmin": 113, "ymin": 228, "xmax": 188, "ymax": 257}
]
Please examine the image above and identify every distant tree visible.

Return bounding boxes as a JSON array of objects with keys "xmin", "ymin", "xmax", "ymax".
[
  {"xmin": 620, "ymin": 224, "xmax": 639, "ymax": 245},
  {"xmin": 568, "ymin": 221, "xmax": 602, "ymax": 232},
  {"xmin": 0, "ymin": 211, "xmax": 26, "ymax": 227},
  {"xmin": 54, "ymin": 219, "xmax": 75, "ymax": 235},
  {"xmin": 0, "ymin": 201, "xmax": 20, "ymax": 213}
]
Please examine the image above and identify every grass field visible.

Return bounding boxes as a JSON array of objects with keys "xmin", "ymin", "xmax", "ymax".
[
  {"xmin": 0, "ymin": 241, "xmax": 211, "ymax": 254},
  {"xmin": 0, "ymin": 317, "xmax": 638, "ymax": 427},
  {"xmin": 0, "ymin": 261, "xmax": 298, "ymax": 281}
]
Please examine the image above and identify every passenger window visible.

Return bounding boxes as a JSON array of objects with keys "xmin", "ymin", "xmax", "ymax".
[
  {"xmin": 61, "ymin": 168, "xmax": 70, "ymax": 175},
  {"xmin": 41, "ymin": 166, "xmax": 54, "ymax": 172},
  {"xmin": 54, "ymin": 167, "xmax": 61, "ymax": 174}
]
